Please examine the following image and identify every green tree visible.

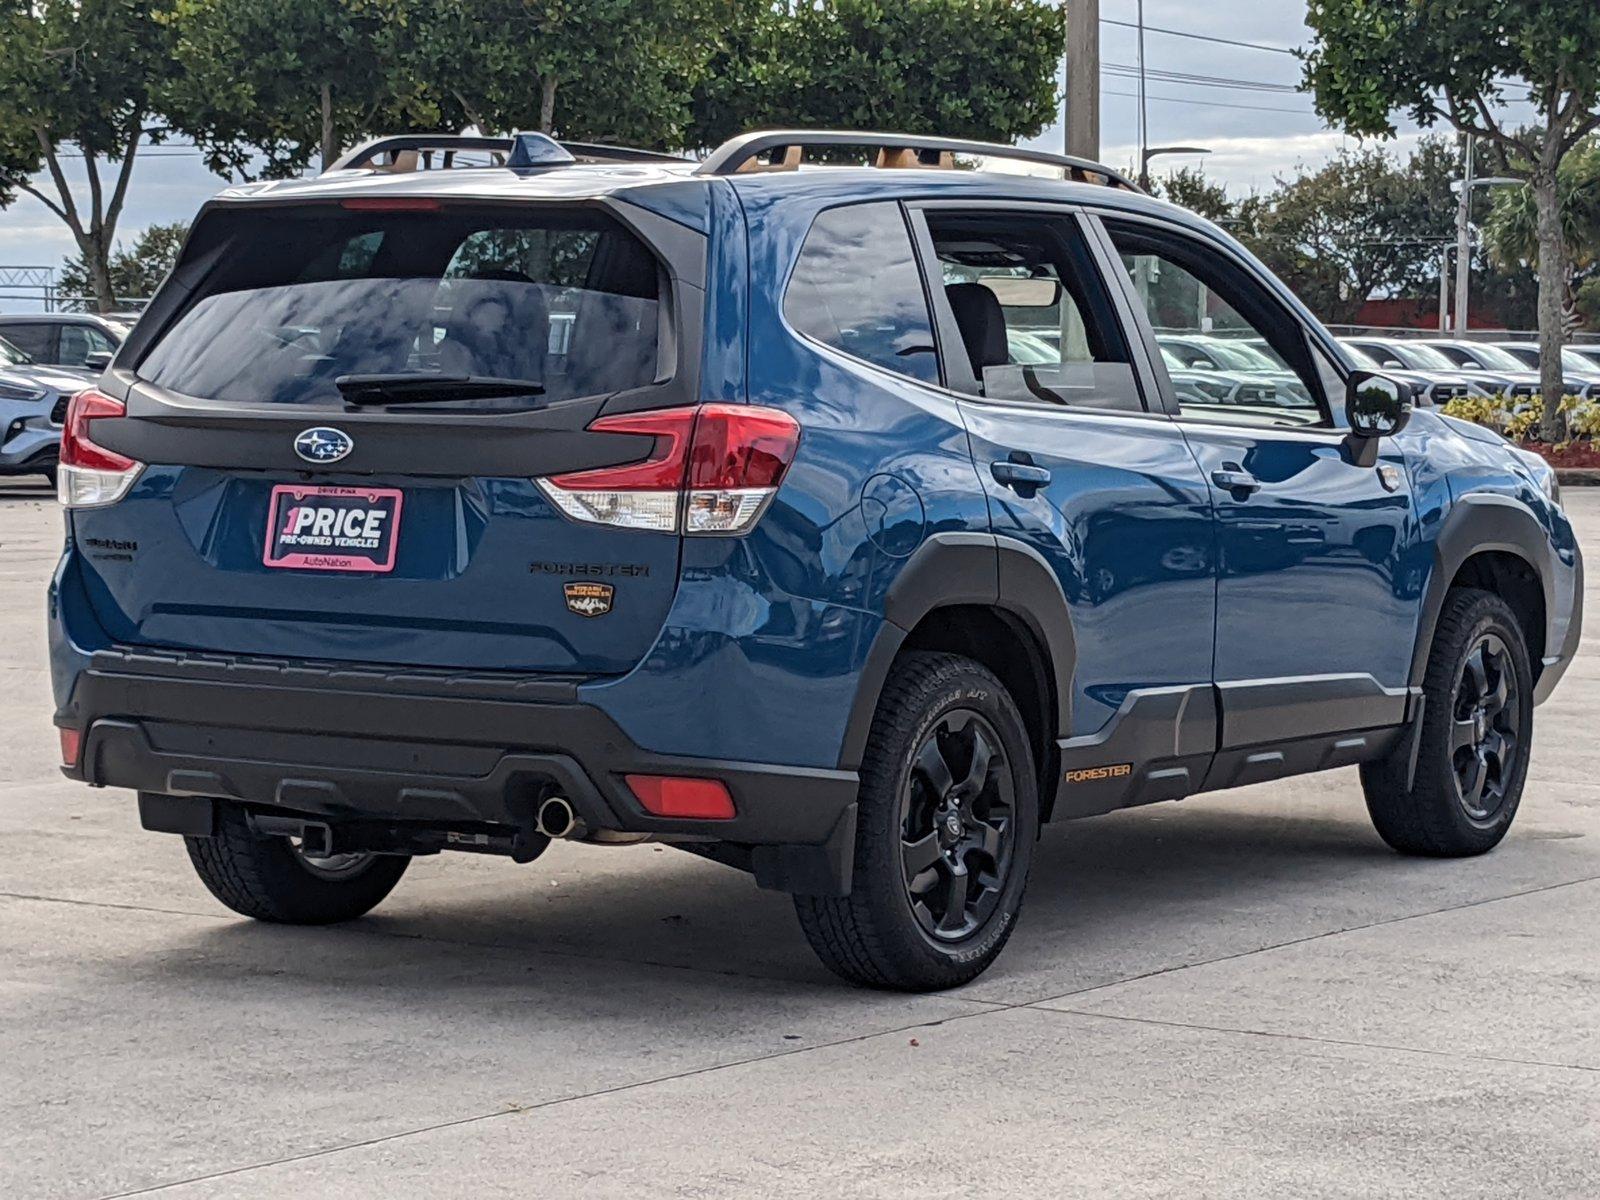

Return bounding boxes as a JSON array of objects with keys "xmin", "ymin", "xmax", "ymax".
[
  {"xmin": 1303, "ymin": 0, "xmax": 1600, "ymax": 438},
  {"xmin": 1240, "ymin": 146, "xmax": 1457, "ymax": 325},
  {"xmin": 162, "ymin": 0, "xmax": 429, "ymax": 176},
  {"xmin": 1152, "ymin": 167, "xmax": 1235, "ymax": 224},
  {"xmin": 57, "ymin": 222, "xmax": 189, "ymax": 307},
  {"xmin": 405, "ymin": 0, "xmax": 722, "ymax": 148},
  {"xmin": 1483, "ymin": 137, "xmax": 1600, "ymax": 333},
  {"xmin": 0, "ymin": 1, "xmax": 176, "ymax": 313},
  {"xmin": 690, "ymin": 0, "xmax": 1066, "ymax": 149}
]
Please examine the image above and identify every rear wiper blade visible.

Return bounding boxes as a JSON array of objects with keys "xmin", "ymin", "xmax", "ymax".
[{"xmin": 335, "ymin": 373, "xmax": 545, "ymax": 405}]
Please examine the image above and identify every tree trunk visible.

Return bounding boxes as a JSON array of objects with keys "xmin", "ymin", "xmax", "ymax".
[
  {"xmin": 539, "ymin": 76, "xmax": 558, "ymax": 134},
  {"xmin": 320, "ymin": 82, "xmax": 336, "ymax": 171},
  {"xmin": 1532, "ymin": 165, "xmax": 1568, "ymax": 442},
  {"xmin": 75, "ymin": 231, "xmax": 116, "ymax": 313}
]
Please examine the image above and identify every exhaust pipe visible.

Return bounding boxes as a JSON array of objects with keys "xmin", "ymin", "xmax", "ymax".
[{"xmin": 535, "ymin": 795, "xmax": 582, "ymax": 840}]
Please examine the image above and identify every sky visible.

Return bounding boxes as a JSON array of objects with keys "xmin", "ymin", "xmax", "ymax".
[{"xmin": 0, "ymin": 0, "xmax": 1535, "ymax": 310}]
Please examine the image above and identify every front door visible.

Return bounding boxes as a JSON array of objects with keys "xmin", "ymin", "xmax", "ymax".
[{"xmin": 1097, "ymin": 214, "xmax": 1421, "ymax": 757}]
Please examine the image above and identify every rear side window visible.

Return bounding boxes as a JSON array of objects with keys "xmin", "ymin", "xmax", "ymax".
[
  {"xmin": 136, "ymin": 206, "xmax": 663, "ymax": 409},
  {"xmin": 0, "ymin": 324, "xmax": 51, "ymax": 361},
  {"xmin": 784, "ymin": 202, "xmax": 939, "ymax": 385}
]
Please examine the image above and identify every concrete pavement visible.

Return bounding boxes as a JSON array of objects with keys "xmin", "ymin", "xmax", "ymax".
[{"xmin": 3, "ymin": 477, "xmax": 1598, "ymax": 1198}]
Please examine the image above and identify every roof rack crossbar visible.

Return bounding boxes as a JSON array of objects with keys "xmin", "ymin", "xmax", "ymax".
[
  {"xmin": 693, "ymin": 130, "xmax": 1143, "ymax": 192},
  {"xmin": 326, "ymin": 134, "xmax": 691, "ymax": 174}
]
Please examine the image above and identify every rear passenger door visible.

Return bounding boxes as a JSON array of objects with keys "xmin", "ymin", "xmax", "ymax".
[
  {"xmin": 908, "ymin": 203, "xmax": 1218, "ymax": 814},
  {"xmin": 1093, "ymin": 213, "xmax": 1420, "ymax": 769},
  {"xmin": 0, "ymin": 322, "xmax": 55, "ymax": 363}
]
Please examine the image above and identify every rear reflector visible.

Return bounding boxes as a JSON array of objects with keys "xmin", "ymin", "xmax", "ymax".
[
  {"xmin": 59, "ymin": 389, "xmax": 143, "ymax": 509},
  {"xmin": 58, "ymin": 727, "xmax": 82, "ymax": 767},
  {"xmin": 625, "ymin": 775, "xmax": 736, "ymax": 820},
  {"xmin": 536, "ymin": 404, "xmax": 800, "ymax": 535}
]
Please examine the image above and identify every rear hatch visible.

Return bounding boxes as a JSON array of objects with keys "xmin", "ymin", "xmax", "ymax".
[{"xmin": 71, "ymin": 197, "xmax": 703, "ymax": 673}]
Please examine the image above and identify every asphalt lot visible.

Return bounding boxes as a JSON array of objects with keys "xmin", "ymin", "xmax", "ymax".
[{"xmin": 2, "ymin": 477, "xmax": 1598, "ymax": 1198}]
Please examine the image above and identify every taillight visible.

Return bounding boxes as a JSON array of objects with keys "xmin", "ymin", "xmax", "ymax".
[
  {"xmin": 535, "ymin": 404, "xmax": 800, "ymax": 535},
  {"xmin": 59, "ymin": 389, "xmax": 143, "ymax": 508}
]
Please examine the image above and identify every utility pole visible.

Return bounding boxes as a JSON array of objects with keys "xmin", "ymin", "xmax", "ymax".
[
  {"xmin": 1136, "ymin": 0, "xmax": 1149, "ymax": 187},
  {"xmin": 1064, "ymin": 0, "xmax": 1100, "ymax": 160},
  {"xmin": 1454, "ymin": 134, "xmax": 1475, "ymax": 334}
]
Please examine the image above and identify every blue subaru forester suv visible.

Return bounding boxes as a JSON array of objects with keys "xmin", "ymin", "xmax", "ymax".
[{"xmin": 49, "ymin": 131, "xmax": 1583, "ymax": 990}]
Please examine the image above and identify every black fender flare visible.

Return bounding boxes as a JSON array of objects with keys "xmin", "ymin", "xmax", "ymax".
[
  {"xmin": 1409, "ymin": 492, "xmax": 1556, "ymax": 688},
  {"xmin": 837, "ymin": 532, "xmax": 1077, "ymax": 770}
]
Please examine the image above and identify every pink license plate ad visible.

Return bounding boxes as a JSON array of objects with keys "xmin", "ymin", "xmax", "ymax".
[{"xmin": 263, "ymin": 485, "xmax": 403, "ymax": 573}]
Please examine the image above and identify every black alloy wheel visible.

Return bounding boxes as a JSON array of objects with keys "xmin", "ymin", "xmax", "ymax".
[
  {"xmin": 1449, "ymin": 632, "xmax": 1522, "ymax": 824},
  {"xmin": 1361, "ymin": 587, "xmax": 1533, "ymax": 857},
  {"xmin": 900, "ymin": 710, "xmax": 1016, "ymax": 941},
  {"xmin": 794, "ymin": 651, "xmax": 1038, "ymax": 991}
]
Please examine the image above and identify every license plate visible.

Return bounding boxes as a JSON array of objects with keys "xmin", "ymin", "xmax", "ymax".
[{"xmin": 263, "ymin": 484, "xmax": 403, "ymax": 573}]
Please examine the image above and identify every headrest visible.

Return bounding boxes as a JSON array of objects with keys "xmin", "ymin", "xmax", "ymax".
[{"xmin": 944, "ymin": 282, "xmax": 1008, "ymax": 371}]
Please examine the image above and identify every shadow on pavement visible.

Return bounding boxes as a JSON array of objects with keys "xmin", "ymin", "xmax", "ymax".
[{"xmin": 156, "ymin": 799, "xmax": 1408, "ymax": 995}]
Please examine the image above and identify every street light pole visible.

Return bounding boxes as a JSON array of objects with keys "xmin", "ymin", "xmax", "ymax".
[
  {"xmin": 1448, "ymin": 145, "xmax": 1521, "ymax": 335},
  {"xmin": 1064, "ymin": 0, "xmax": 1100, "ymax": 160},
  {"xmin": 1140, "ymin": 146, "xmax": 1212, "ymax": 190}
]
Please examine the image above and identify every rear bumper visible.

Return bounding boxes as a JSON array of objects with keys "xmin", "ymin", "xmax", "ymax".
[{"xmin": 57, "ymin": 646, "xmax": 859, "ymax": 894}]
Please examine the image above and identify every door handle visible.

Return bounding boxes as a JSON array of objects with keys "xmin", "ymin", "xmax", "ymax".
[
  {"xmin": 1211, "ymin": 467, "xmax": 1261, "ymax": 496},
  {"xmin": 991, "ymin": 459, "xmax": 1053, "ymax": 494}
]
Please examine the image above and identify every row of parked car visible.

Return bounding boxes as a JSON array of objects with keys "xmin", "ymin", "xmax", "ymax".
[
  {"xmin": 5, "ymin": 305, "xmax": 1598, "ymax": 490},
  {"xmin": 0, "ymin": 314, "xmax": 134, "ymax": 485},
  {"xmin": 1126, "ymin": 331, "xmax": 1600, "ymax": 415}
]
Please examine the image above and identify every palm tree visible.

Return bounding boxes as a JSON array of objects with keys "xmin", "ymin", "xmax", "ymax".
[{"xmin": 1485, "ymin": 138, "xmax": 1600, "ymax": 338}]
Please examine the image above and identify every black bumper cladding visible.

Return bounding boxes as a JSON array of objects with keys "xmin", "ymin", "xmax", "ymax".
[{"xmin": 60, "ymin": 647, "xmax": 859, "ymax": 895}]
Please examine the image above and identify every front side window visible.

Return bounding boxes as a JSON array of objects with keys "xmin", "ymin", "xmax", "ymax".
[
  {"xmin": 924, "ymin": 209, "xmax": 1142, "ymax": 411},
  {"xmin": 784, "ymin": 202, "xmax": 940, "ymax": 385},
  {"xmin": 136, "ymin": 207, "xmax": 662, "ymax": 409},
  {"xmin": 1106, "ymin": 219, "xmax": 1329, "ymax": 428},
  {"xmin": 59, "ymin": 324, "xmax": 115, "ymax": 366}
]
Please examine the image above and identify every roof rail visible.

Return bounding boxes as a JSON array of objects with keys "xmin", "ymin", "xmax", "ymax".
[
  {"xmin": 325, "ymin": 134, "xmax": 691, "ymax": 174},
  {"xmin": 694, "ymin": 130, "xmax": 1143, "ymax": 192}
]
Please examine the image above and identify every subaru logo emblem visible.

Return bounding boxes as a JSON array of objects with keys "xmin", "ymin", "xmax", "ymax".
[{"xmin": 294, "ymin": 427, "xmax": 353, "ymax": 464}]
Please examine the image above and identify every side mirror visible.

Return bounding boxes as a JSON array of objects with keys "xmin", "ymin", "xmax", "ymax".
[
  {"xmin": 1344, "ymin": 370, "xmax": 1412, "ymax": 467},
  {"xmin": 83, "ymin": 350, "xmax": 113, "ymax": 371}
]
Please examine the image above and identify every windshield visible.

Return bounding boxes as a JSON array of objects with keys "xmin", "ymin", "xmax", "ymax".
[
  {"xmin": 1341, "ymin": 343, "xmax": 1381, "ymax": 369},
  {"xmin": 1455, "ymin": 343, "xmax": 1528, "ymax": 372},
  {"xmin": 1562, "ymin": 349, "xmax": 1597, "ymax": 374},
  {"xmin": 137, "ymin": 207, "xmax": 662, "ymax": 409},
  {"xmin": 0, "ymin": 334, "xmax": 33, "ymax": 367},
  {"xmin": 1203, "ymin": 339, "xmax": 1279, "ymax": 372},
  {"xmin": 1388, "ymin": 342, "xmax": 1457, "ymax": 371}
]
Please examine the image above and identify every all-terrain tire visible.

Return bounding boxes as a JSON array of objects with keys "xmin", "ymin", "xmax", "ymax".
[
  {"xmin": 1361, "ymin": 588, "xmax": 1534, "ymax": 856},
  {"xmin": 185, "ymin": 803, "xmax": 410, "ymax": 924},
  {"xmin": 796, "ymin": 651, "xmax": 1038, "ymax": 991}
]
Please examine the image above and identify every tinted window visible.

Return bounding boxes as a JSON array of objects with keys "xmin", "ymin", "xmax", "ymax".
[
  {"xmin": 0, "ymin": 324, "xmax": 51, "ymax": 362},
  {"xmin": 59, "ymin": 323, "xmax": 115, "ymax": 366},
  {"xmin": 137, "ymin": 208, "xmax": 661, "ymax": 409},
  {"xmin": 926, "ymin": 210, "xmax": 1142, "ymax": 411},
  {"xmin": 1107, "ymin": 220, "xmax": 1329, "ymax": 429},
  {"xmin": 784, "ymin": 203, "xmax": 939, "ymax": 384}
]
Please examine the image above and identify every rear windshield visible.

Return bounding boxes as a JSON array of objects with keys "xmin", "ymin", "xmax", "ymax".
[{"xmin": 137, "ymin": 205, "xmax": 662, "ymax": 408}]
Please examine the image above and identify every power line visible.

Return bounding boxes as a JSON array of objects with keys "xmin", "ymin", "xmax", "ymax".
[
  {"xmin": 1104, "ymin": 62, "xmax": 1303, "ymax": 94},
  {"xmin": 1102, "ymin": 17, "xmax": 1301, "ymax": 57},
  {"xmin": 1103, "ymin": 88, "xmax": 1316, "ymax": 116}
]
